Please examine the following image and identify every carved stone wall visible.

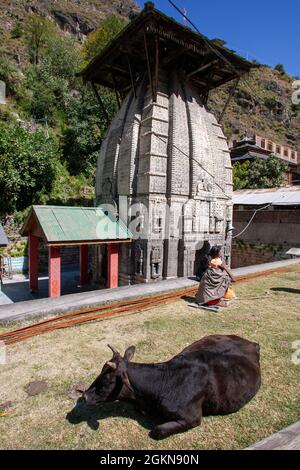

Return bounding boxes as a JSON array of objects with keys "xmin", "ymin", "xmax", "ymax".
[{"xmin": 93, "ymin": 70, "xmax": 233, "ymax": 285}]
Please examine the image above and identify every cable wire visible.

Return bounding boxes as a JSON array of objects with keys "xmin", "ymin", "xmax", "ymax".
[
  {"xmin": 167, "ymin": 0, "xmax": 242, "ymax": 77},
  {"xmin": 232, "ymin": 203, "xmax": 272, "ymax": 239}
]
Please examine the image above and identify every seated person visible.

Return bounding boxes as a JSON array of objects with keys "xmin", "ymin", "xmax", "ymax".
[{"xmin": 195, "ymin": 245, "xmax": 235, "ymax": 307}]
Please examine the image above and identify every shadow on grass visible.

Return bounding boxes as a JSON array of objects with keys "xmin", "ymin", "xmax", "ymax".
[
  {"xmin": 270, "ymin": 287, "xmax": 300, "ymax": 295},
  {"xmin": 66, "ymin": 398, "xmax": 156, "ymax": 433},
  {"xmin": 181, "ymin": 295, "xmax": 197, "ymax": 304}
]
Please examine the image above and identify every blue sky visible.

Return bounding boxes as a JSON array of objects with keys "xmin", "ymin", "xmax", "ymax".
[{"xmin": 136, "ymin": 0, "xmax": 299, "ymax": 77}]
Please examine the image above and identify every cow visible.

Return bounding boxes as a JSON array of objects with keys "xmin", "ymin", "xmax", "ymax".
[{"xmin": 81, "ymin": 335, "xmax": 261, "ymax": 439}]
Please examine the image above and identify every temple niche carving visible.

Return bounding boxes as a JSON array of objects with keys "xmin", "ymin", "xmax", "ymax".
[{"xmin": 81, "ymin": 2, "xmax": 255, "ymax": 285}]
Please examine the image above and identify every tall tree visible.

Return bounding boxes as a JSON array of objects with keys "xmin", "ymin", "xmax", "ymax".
[
  {"xmin": 25, "ymin": 16, "xmax": 54, "ymax": 65},
  {"xmin": 0, "ymin": 122, "xmax": 59, "ymax": 214}
]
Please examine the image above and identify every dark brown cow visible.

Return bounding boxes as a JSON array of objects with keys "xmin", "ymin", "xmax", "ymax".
[{"xmin": 81, "ymin": 335, "xmax": 261, "ymax": 439}]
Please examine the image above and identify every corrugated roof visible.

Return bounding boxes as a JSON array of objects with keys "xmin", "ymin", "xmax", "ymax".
[
  {"xmin": 0, "ymin": 223, "xmax": 8, "ymax": 247},
  {"xmin": 233, "ymin": 187, "xmax": 300, "ymax": 206},
  {"xmin": 21, "ymin": 206, "xmax": 132, "ymax": 244}
]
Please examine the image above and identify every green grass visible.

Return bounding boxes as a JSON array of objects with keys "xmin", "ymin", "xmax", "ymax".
[{"xmin": 0, "ymin": 267, "xmax": 300, "ymax": 449}]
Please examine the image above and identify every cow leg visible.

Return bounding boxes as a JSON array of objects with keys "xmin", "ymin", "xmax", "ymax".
[{"xmin": 149, "ymin": 404, "xmax": 203, "ymax": 440}]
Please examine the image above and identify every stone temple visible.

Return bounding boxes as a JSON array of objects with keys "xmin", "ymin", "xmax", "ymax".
[{"xmin": 81, "ymin": 2, "xmax": 255, "ymax": 286}]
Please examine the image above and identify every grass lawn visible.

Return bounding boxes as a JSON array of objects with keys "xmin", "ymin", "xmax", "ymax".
[{"xmin": 0, "ymin": 267, "xmax": 300, "ymax": 450}]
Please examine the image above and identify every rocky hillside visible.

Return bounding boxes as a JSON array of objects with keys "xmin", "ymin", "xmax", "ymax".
[
  {"xmin": 0, "ymin": 0, "xmax": 138, "ymax": 64},
  {"xmin": 209, "ymin": 65, "xmax": 300, "ymax": 151}
]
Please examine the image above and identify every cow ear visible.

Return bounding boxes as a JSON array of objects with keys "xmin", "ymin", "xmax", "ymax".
[{"xmin": 124, "ymin": 346, "xmax": 136, "ymax": 362}]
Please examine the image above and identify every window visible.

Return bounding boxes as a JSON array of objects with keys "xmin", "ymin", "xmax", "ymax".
[
  {"xmin": 261, "ymin": 139, "xmax": 265, "ymax": 149},
  {"xmin": 267, "ymin": 142, "xmax": 273, "ymax": 151},
  {"xmin": 284, "ymin": 149, "xmax": 288, "ymax": 157},
  {"xmin": 291, "ymin": 151, "xmax": 296, "ymax": 160},
  {"xmin": 276, "ymin": 145, "xmax": 281, "ymax": 154}
]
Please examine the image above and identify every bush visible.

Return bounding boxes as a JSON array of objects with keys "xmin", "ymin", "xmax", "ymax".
[
  {"xmin": 274, "ymin": 64, "xmax": 285, "ymax": 74},
  {"xmin": 0, "ymin": 56, "xmax": 23, "ymax": 97},
  {"xmin": 11, "ymin": 24, "xmax": 23, "ymax": 39}
]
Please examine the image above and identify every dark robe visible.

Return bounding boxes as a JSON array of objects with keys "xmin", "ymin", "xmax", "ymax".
[{"xmin": 195, "ymin": 267, "xmax": 231, "ymax": 305}]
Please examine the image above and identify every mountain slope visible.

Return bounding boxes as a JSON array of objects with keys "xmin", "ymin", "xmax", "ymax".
[
  {"xmin": 0, "ymin": 0, "xmax": 138, "ymax": 64},
  {"xmin": 209, "ymin": 65, "xmax": 300, "ymax": 151}
]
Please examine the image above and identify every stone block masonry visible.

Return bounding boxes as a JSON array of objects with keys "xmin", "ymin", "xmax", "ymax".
[{"xmin": 93, "ymin": 70, "xmax": 233, "ymax": 285}]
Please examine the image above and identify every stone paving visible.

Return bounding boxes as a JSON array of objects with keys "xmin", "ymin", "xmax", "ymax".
[{"xmin": 247, "ymin": 421, "xmax": 300, "ymax": 450}]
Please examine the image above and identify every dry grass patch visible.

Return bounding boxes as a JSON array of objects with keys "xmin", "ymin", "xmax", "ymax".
[{"xmin": 0, "ymin": 267, "xmax": 300, "ymax": 449}]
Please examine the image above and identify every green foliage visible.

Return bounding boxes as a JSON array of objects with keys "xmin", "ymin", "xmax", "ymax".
[
  {"xmin": 264, "ymin": 96, "xmax": 278, "ymax": 110},
  {"xmin": 48, "ymin": 163, "xmax": 94, "ymax": 206},
  {"xmin": 11, "ymin": 23, "xmax": 23, "ymax": 39},
  {"xmin": 62, "ymin": 84, "xmax": 117, "ymax": 176},
  {"xmin": 23, "ymin": 67, "xmax": 64, "ymax": 123},
  {"xmin": 274, "ymin": 64, "xmax": 285, "ymax": 74},
  {"xmin": 41, "ymin": 34, "xmax": 80, "ymax": 85},
  {"xmin": 6, "ymin": 240, "xmax": 28, "ymax": 258},
  {"xmin": 22, "ymin": 32, "xmax": 81, "ymax": 124},
  {"xmin": 25, "ymin": 15, "xmax": 55, "ymax": 65},
  {"xmin": 0, "ymin": 12, "xmax": 125, "ymax": 217},
  {"xmin": 0, "ymin": 122, "xmax": 60, "ymax": 214},
  {"xmin": 233, "ymin": 156, "xmax": 288, "ymax": 190},
  {"xmin": 232, "ymin": 160, "xmax": 251, "ymax": 189},
  {"xmin": 81, "ymin": 15, "xmax": 128, "ymax": 64},
  {"xmin": 0, "ymin": 56, "xmax": 23, "ymax": 97},
  {"xmin": 291, "ymin": 103, "xmax": 300, "ymax": 114}
]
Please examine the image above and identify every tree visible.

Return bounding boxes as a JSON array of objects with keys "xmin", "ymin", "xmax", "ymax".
[
  {"xmin": 232, "ymin": 160, "xmax": 251, "ymax": 190},
  {"xmin": 23, "ymin": 32, "xmax": 81, "ymax": 124},
  {"xmin": 0, "ymin": 122, "xmax": 59, "ymax": 214},
  {"xmin": 25, "ymin": 16, "xmax": 55, "ymax": 65},
  {"xmin": 62, "ymin": 84, "xmax": 117, "ymax": 177},
  {"xmin": 81, "ymin": 15, "xmax": 128, "ymax": 65},
  {"xmin": 274, "ymin": 64, "xmax": 285, "ymax": 74},
  {"xmin": 61, "ymin": 15, "xmax": 126, "ymax": 177},
  {"xmin": 233, "ymin": 156, "xmax": 288, "ymax": 190}
]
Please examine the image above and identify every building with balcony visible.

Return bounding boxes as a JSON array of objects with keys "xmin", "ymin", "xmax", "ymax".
[{"xmin": 229, "ymin": 134, "xmax": 300, "ymax": 185}]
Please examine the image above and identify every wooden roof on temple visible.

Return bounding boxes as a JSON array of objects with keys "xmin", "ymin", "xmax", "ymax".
[{"xmin": 81, "ymin": 2, "xmax": 257, "ymax": 96}]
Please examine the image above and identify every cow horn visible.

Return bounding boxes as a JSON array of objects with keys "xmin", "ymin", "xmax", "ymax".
[
  {"xmin": 107, "ymin": 344, "xmax": 120, "ymax": 357},
  {"xmin": 106, "ymin": 361, "xmax": 117, "ymax": 370}
]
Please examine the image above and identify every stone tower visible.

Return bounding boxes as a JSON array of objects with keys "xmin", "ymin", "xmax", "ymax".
[{"xmin": 81, "ymin": 2, "xmax": 255, "ymax": 285}]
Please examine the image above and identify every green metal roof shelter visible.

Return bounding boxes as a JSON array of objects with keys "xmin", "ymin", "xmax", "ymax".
[
  {"xmin": 22, "ymin": 206, "xmax": 132, "ymax": 245},
  {"xmin": 21, "ymin": 206, "xmax": 132, "ymax": 298}
]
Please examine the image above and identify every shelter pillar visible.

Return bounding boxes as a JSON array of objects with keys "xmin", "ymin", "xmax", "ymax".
[
  {"xmin": 107, "ymin": 243, "xmax": 119, "ymax": 288},
  {"xmin": 80, "ymin": 245, "xmax": 89, "ymax": 286},
  {"xmin": 29, "ymin": 234, "xmax": 39, "ymax": 292},
  {"xmin": 48, "ymin": 246, "xmax": 61, "ymax": 298}
]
